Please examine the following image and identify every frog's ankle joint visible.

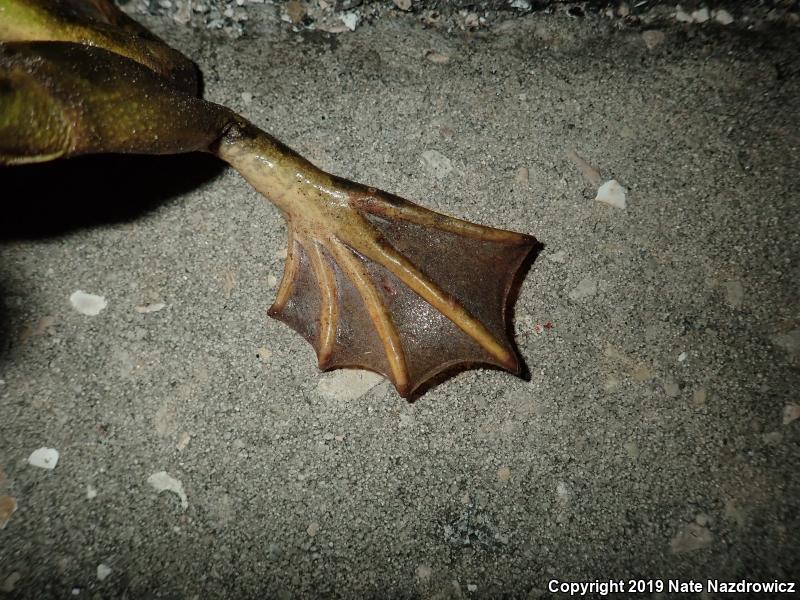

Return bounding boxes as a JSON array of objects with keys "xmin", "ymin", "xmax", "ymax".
[{"xmin": 217, "ymin": 116, "xmax": 254, "ymax": 147}]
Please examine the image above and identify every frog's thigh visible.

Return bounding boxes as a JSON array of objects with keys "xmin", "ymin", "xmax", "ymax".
[
  {"xmin": 0, "ymin": 42, "xmax": 232, "ymax": 165},
  {"xmin": 0, "ymin": 67, "xmax": 72, "ymax": 163}
]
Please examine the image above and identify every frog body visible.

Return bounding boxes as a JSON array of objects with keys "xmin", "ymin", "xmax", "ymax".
[{"xmin": 0, "ymin": 0, "xmax": 537, "ymax": 398}]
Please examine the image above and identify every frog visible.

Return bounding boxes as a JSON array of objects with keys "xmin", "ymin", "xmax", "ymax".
[{"xmin": 0, "ymin": 0, "xmax": 537, "ymax": 398}]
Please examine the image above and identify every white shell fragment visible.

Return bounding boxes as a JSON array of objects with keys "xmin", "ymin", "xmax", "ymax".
[
  {"xmin": 70, "ymin": 291, "xmax": 107, "ymax": 316},
  {"xmin": 675, "ymin": 6, "xmax": 693, "ymax": 23},
  {"xmin": 421, "ymin": 149, "xmax": 453, "ymax": 179},
  {"xmin": 96, "ymin": 564, "xmax": 112, "ymax": 582},
  {"xmin": 147, "ymin": 471, "xmax": 188, "ymax": 510},
  {"xmin": 714, "ymin": 9, "xmax": 734, "ymax": 25},
  {"xmin": 317, "ymin": 370, "xmax": 383, "ymax": 401},
  {"xmin": 339, "ymin": 11, "xmax": 359, "ymax": 31},
  {"xmin": 134, "ymin": 302, "xmax": 166, "ymax": 314},
  {"xmin": 27, "ymin": 447, "xmax": 59, "ymax": 470},
  {"xmin": 691, "ymin": 8, "xmax": 710, "ymax": 23},
  {"xmin": 595, "ymin": 179, "xmax": 627, "ymax": 209}
]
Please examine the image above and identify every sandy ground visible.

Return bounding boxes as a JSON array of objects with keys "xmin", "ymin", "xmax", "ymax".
[{"xmin": 1, "ymin": 5, "xmax": 799, "ymax": 599}]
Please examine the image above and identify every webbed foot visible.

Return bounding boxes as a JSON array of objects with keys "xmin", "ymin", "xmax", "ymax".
[{"xmin": 217, "ymin": 123, "xmax": 536, "ymax": 397}]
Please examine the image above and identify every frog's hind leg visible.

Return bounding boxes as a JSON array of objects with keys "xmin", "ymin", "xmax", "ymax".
[{"xmin": 216, "ymin": 125, "xmax": 537, "ymax": 397}]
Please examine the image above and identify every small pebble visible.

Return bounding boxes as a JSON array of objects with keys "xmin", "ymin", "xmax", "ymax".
[
  {"xmin": 307, "ymin": 521, "xmax": 320, "ymax": 537},
  {"xmin": 467, "ymin": 584, "xmax": 478, "ymax": 592},
  {"xmin": 86, "ymin": 484, "xmax": 98, "ymax": 500},
  {"xmin": 28, "ymin": 447, "xmax": 59, "ymax": 470},
  {"xmin": 393, "ymin": 0, "xmax": 412, "ymax": 10},
  {"xmin": 678, "ymin": 352, "xmax": 688, "ymax": 362}
]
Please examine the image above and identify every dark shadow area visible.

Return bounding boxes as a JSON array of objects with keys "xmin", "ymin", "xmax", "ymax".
[
  {"xmin": 407, "ymin": 239, "xmax": 544, "ymax": 402},
  {"xmin": 0, "ymin": 152, "xmax": 225, "ymax": 241},
  {"xmin": 0, "ymin": 152, "xmax": 225, "ymax": 361}
]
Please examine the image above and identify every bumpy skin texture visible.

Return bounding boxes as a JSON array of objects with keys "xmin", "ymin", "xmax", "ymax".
[{"xmin": 0, "ymin": 0, "xmax": 537, "ymax": 397}]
